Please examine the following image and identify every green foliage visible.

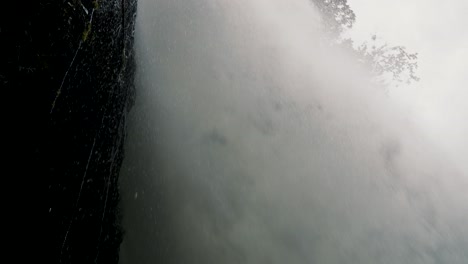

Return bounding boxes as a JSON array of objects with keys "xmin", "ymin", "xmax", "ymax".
[
  {"xmin": 356, "ymin": 35, "xmax": 419, "ymax": 85},
  {"xmin": 311, "ymin": 0, "xmax": 420, "ymax": 86},
  {"xmin": 312, "ymin": 0, "xmax": 356, "ymax": 35},
  {"xmin": 82, "ymin": 22, "xmax": 92, "ymax": 42}
]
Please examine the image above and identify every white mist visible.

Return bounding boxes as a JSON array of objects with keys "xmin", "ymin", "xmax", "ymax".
[{"xmin": 120, "ymin": 1, "xmax": 468, "ymax": 263}]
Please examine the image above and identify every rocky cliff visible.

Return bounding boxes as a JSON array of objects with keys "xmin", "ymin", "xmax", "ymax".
[{"xmin": 2, "ymin": 0, "xmax": 137, "ymax": 263}]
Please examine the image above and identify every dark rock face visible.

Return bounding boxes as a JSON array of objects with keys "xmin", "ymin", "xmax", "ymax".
[{"xmin": 2, "ymin": 0, "xmax": 137, "ymax": 263}]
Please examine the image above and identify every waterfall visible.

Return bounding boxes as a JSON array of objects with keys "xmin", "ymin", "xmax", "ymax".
[{"xmin": 120, "ymin": 1, "xmax": 468, "ymax": 263}]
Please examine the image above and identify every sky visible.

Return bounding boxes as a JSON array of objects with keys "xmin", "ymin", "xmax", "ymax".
[{"xmin": 347, "ymin": 0, "xmax": 468, "ymax": 172}]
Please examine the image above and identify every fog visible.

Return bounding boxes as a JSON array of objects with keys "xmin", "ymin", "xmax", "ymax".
[{"xmin": 119, "ymin": 0, "xmax": 468, "ymax": 263}]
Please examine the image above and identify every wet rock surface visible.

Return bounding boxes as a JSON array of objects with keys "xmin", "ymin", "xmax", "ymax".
[{"xmin": 2, "ymin": 1, "xmax": 137, "ymax": 263}]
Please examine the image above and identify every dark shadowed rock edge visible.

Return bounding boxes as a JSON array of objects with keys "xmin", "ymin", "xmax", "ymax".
[{"xmin": 2, "ymin": 0, "xmax": 138, "ymax": 263}]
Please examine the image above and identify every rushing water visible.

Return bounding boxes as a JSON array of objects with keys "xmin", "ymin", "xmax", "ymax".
[{"xmin": 119, "ymin": 1, "xmax": 468, "ymax": 263}]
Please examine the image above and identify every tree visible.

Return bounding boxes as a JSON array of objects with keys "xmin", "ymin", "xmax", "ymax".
[
  {"xmin": 312, "ymin": 0, "xmax": 356, "ymax": 35},
  {"xmin": 311, "ymin": 0, "xmax": 419, "ymax": 86},
  {"xmin": 356, "ymin": 35, "xmax": 419, "ymax": 85}
]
